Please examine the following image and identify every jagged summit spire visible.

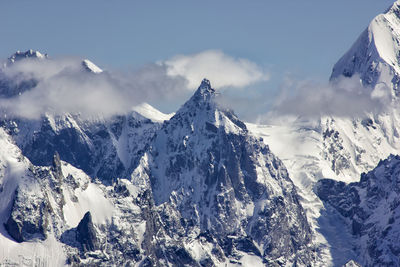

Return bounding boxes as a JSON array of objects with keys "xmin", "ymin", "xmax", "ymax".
[
  {"xmin": 198, "ymin": 78, "xmax": 215, "ymax": 92},
  {"xmin": 172, "ymin": 77, "xmax": 247, "ymax": 133},
  {"xmin": 172, "ymin": 78, "xmax": 219, "ymax": 120},
  {"xmin": 193, "ymin": 78, "xmax": 216, "ymax": 100},
  {"xmin": 173, "ymin": 78, "xmax": 218, "ymax": 114},
  {"xmin": 200, "ymin": 78, "xmax": 211, "ymax": 87}
]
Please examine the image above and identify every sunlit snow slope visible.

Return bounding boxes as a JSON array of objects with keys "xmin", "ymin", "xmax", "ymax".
[{"xmin": 248, "ymin": 1, "xmax": 400, "ymax": 266}]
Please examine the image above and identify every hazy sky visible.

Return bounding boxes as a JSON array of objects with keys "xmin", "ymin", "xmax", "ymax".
[{"xmin": 0, "ymin": 1, "xmax": 393, "ymax": 78}]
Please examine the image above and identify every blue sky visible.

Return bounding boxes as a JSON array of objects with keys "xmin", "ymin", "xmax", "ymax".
[
  {"xmin": 0, "ymin": 1, "xmax": 395, "ymax": 117},
  {"xmin": 0, "ymin": 1, "xmax": 393, "ymax": 78}
]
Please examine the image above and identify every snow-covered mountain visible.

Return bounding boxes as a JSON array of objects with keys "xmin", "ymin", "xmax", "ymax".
[
  {"xmin": 0, "ymin": 65, "xmax": 316, "ymax": 265},
  {"xmin": 0, "ymin": 50, "xmax": 45, "ymax": 98},
  {"xmin": 3, "ymin": 111, "xmax": 160, "ymax": 184},
  {"xmin": 246, "ymin": 1, "xmax": 400, "ymax": 266},
  {"xmin": 323, "ymin": 3, "xmax": 400, "ymax": 265},
  {"xmin": 0, "ymin": 50, "xmax": 104, "ymax": 99},
  {"xmin": 0, "ymin": 125, "xmax": 115, "ymax": 265},
  {"xmin": 316, "ymin": 155, "xmax": 400, "ymax": 266},
  {"xmin": 0, "ymin": 50, "xmax": 166, "ymax": 184},
  {"xmin": 331, "ymin": 1, "xmax": 400, "ymax": 95},
  {"xmin": 130, "ymin": 79, "xmax": 314, "ymax": 266},
  {"xmin": 3, "ymin": 1, "xmax": 400, "ymax": 265},
  {"xmin": 7, "ymin": 49, "xmax": 48, "ymax": 64}
]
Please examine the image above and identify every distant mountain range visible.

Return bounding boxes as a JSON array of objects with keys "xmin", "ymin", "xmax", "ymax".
[{"xmin": 2, "ymin": 1, "xmax": 400, "ymax": 266}]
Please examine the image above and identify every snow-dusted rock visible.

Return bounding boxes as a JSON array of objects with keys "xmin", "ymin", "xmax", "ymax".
[
  {"xmin": 331, "ymin": 1, "xmax": 400, "ymax": 95},
  {"xmin": 0, "ymin": 79, "xmax": 316, "ymax": 266},
  {"xmin": 316, "ymin": 154, "xmax": 400, "ymax": 266},
  {"xmin": 3, "ymin": 111, "xmax": 160, "ymax": 184},
  {"xmin": 4, "ymin": 185, "xmax": 51, "ymax": 243},
  {"xmin": 132, "ymin": 79, "xmax": 315, "ymax": 266},
  {"xmin": 8, "ymin": 49, "xmax": 47, "ymax": 64}
]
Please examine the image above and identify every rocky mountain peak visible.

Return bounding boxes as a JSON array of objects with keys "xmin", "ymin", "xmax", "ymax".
[
  {"xmin": 132, "ymin": 75, "xmax": 314, "ymax": 265},
  {"xmin": 165, "ymin": 78, "xmax": 247, "ymax": 139},
  {"xmin": 8, "ymin": 49, "xmax": 47, "ymax": 64},
  {"xmin": 316, "ymin": 154, "xmax": 400, "ymax": 266},
  {"xmin": 197, "ymin": 78, "xmax": 214, "ymax": 94},
  {"xmin": 76, "ymin": 211, "xmax": 99, "ymax": 252},
  {"xmin": 188, "ymin": 78, "xmax": 216, "ymax": 105},
  {"xmin": 165, "ymin": 79, "xmax": 218, "ymax": 130},
  {"xmin": 330, "ymin": 1, "xmax": 400, "ymax": 95}
]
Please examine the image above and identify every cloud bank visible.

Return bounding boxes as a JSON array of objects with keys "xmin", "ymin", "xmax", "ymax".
[
  {"xmin": 269, "ymin": 74, "xmax": 392, "ymax": 118},
  {"xmin": 0, "ymin": 50, "xmax": 390, "ymax": 122},
  {"xmin": 0, "ymin": 50, "xmax": 270, "ymax": 120},
  {"xmin": 212, "ymin": 74, "xmax": 393, "ymax": 125},
  {"xmin": 0, "ymin": 57, "xmax": 188, "ymax": 119}
]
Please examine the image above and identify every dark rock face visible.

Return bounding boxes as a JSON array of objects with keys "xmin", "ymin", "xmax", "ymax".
[
  {"xmin": 4, "ymin": 112, "xmax": 159, "ymax": 184},
  {"xmin": 76, "ymin": 212, "xmax": 99, "ymax": 252},
  {"xmin": 316, "ymin": 154, "xmax": 400, "ymax": 267},
  {"xmin": 61, "ymin": 212, "xmax": 100, "ymax": 257},
  {"xmin": 2, "ymin": 160, "xmax": 68, "ymax": 244},
  {"xmin": 316, "ymin": 179, "xmax": 361, "ymax": 220},
  {"xmin": 52, "ymin": 151, "xmax": 64, "ymax": 183},
  {"xmin": 322, "ymin": 119, "xmax": 351, "ymax": 175},
  {"xmin": 4, "ymin": 187, "xmax": 50, "ymax": 242},
  {"xmin": 19, "ymin": 115, "xmax": 120, "ymax": 184}
]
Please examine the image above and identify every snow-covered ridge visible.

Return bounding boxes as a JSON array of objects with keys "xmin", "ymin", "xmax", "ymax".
[
  {"xmin": 82, "ymin": 59, "xmax": 103, "ymax": 73},
  {"xmin": 0, "ymin": 78, "xmax": 315, "ymax": 266},
  {"xmin": 330, "ymin": 0, "xmax": 400, "ymax": 94},
  {"xmin": 130, "ymin": 79, "xmax": 314, "ymax": 265},
  {"xmin": 245, "ymin": 3, "xmax": 400, "ymax": 263},
  {"xmin": 8, "ymin": 49, "xmax": 47, "ymax": 64},
  {"xmin": 316, "ymin": 154, "xmax": 400, "ymax": 266},
  {"xmin": 132, "ymin": 102, "xmax": 174, "ymax": 122},
  {"xmin": 246, "ymin": 111, "xmax": 400, "ymax": 265},
  {"xmin": 4, "ymin": 1, "xmax": 400, "ymax": 264}
]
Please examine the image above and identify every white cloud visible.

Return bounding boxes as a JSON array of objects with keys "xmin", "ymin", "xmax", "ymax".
[
  {"xmin": 163, "ymin": 50, "xmax": 269, "ymax": 89},
  {"xmin": 2, "ymin": 57, "xmax": 81, "ymax": 80},
  {"xmin": 7, "ymin": 51, "xmax": 382, "ymax": 123},
  {"xmin": 0, "ymin": 50, "xmax": 270, "ymax": 120},
  {"xmin": 0, "ymin": 57, "xmax": 188, "ymax": 119},
  {"xmin": 213, "ymin": 74, "xmax": 393, "ymax": 124},
  {"xmin": 270, "ymin": 74, "xmax": 392, "ymax": 118}
]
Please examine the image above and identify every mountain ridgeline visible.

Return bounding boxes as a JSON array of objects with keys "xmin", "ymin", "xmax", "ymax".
[
  {"xmin": 0, "ymin": 68, "xmax": 315, "ymax": 265},
  {"xmin": 3, "ymin": 1, "xmax": 400, "ymax": 266}
]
